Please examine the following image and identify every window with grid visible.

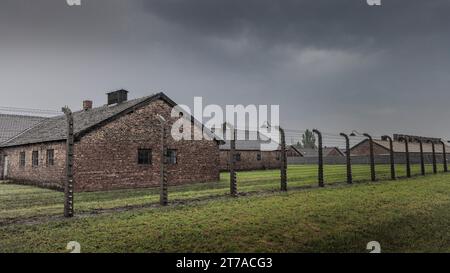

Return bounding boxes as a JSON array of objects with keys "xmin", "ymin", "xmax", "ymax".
[
  {"xmin": 235, "ymin": 153, "xmax": 241, "ymax": 162},
  {"xmin": 32, "ymin": 151, "xmax": 39, "ymax": 166},
  {"xmin": 19, "ymin": 152, "xmax": 26, "ymax": 167},
  {"xmin": 167, "ymin": 149, "xmax": 177, "ymax": 164},
  {"xmin": 257, "ymin": 153, "xmax": 262, "ymax": 161},
  {"xmin": 46, "ymin": 149, "xmax": 55, "ymax": 166},
  {"xmin": 138, "ymin": 149, "xmax": 152, "ymax": 165}
]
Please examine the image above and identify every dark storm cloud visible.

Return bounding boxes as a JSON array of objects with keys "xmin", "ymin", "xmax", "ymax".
[
  {"xmin": 0, "ymin": 0, "xmax": 450, "ymax": 139},
  {"xmin": 142, "ymin": 0, "xmax": 450, "ymax": 51}
]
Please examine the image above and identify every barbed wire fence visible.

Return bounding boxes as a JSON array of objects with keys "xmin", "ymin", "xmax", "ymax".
[
  {"xmin": 1, "ymin": 105, "xmax": 450, "ymax": 224},
  {"xmin": 0, "ymin": 106, "xmax": 61, "ymax": 117}
]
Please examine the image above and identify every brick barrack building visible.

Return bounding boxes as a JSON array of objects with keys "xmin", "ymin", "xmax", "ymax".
[
  {"xmin": 0, "ymin": 90, "xmax": 223, "ymax": 192},
  {"xmin": 350, "ymin": 135, "xmax": 450, "ymax": 157},
  {"xmin": 218, "ymin": 130, "xmax": 302, "ymax": 171}
]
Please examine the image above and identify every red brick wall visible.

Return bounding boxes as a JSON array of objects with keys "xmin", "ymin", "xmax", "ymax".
[
  {"xmin": 326, "ymin": 148, "xmax": 343, "ymax": 157},
  {"xmin": 219, "ymin": 150, "xmax": 281, "ymax": 171},
  {"xmin": 350, "ymin": 140, "xmax": 390, "ymax": 156},
  {"xmin": 0, "ymin": 142, "xmax": 66, "ymax": 189},
  {"xmin": 73, "ymin": 99, "xmax": 220, "ymax": 191},
  {"xmin": 286, "ymin": 147, "xmax": 302, "ymax": 157},
  {"xmin": 0, "ymin": 99, "xmax": 220, "ymax": 192}
]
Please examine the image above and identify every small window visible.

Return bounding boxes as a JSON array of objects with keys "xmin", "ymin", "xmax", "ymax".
[
  {"xmin": 32, "ymin": 151, "xmax": 39, "ymax": 167},
  {"xmin": 235, "ymin": 153, "xmax": 241, "ymax": 162},
  {"xmin": 19, "ymin": 152, "xmax": 26, "ymax": 167},
  {"xmin": 46, "ymin": 149, "xmax": 55, "ymax": 166},
  {"xmin": 167, "ymin": 149, "xmax": 177, "ymax": 164},
  {"xmin": 276, "ymin": 152, "xmax": 281, "ymax": 161},
  {"xmin": 257, "ymin": 153, "xmax": 262, "ymax": 161},
  {"xmin": 138, "ymin": 149, "xmax": 152, "ymax": 165}
]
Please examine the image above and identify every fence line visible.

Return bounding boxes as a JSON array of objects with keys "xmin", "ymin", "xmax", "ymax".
[{"xmin": 1, "ymin": 123, "xmax": 449, "ymax": 222}]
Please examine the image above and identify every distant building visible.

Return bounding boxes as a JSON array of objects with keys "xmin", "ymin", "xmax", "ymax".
[
  {"xmin": 295, "ymin": 147, "xmax": 344, "ymax": 157},
  {"xmin": 286, "ymin": 145, "xmax": 303, "ymax": 157},
  {"xmin": 219, "ymin": 130, "xmax": 283, "ymax": 171},
  {"xmin": 350, "ymin": 134, "xmax": 450, "ymax": 156}
]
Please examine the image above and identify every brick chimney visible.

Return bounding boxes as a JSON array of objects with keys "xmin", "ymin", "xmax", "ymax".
[
  {"xmin": 83, "ymin": 100, "xmax": 93, "ymax": 111},
  {"xmin": 107, "ymin": 89, "xmax": 129, "ymax": 105}
]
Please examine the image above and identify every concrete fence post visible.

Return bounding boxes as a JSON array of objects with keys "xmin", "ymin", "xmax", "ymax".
[
  {"xmin": 313, "ymin": 129, "xmax": 324, "ymax": 187},
  {"xmin": 383, "ymin": 135, "xmax": 396, "ymax": 180},
  {"xmin": 340, "ymin": 133, "xmax": 352, "ymax": 184},
  {"xmin": 441, "ymin": 140, "xmax": 448, "ymax": 173},
  {"xmin": 404, "ymin": 137, "xmax": 411, "ymax": 178},
  {"xmin": 431, "ymin": 141, "xmax": 437, "ymax": 174},
  {"xmin": 158, "ymin": 115, "xmax": 168, "ymax": 206},
  {"xmin": 364, "ymin": 133, "xmax": 376, "ymax": 182},
  {"xmin": 229, "ymin": 127, "xmax": 238, "ymax": 196},
  {"xmin": 62, "ymin": 107, "xmax": 74, "ymax": 218},
  {"xmin": 418, "ymin": 139, "xmax": 425, "ymax": 176},
  {"xmin": 280, "ymin": 127, "xmax": 287, "ymax": 191}
]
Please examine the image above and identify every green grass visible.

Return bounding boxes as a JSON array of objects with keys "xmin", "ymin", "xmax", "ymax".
[
  {"xmin": 0, "ymin": 164, "xmax": 441, "ymax": 222},
  {"xmin": 1, "ymin": 172, "xmax": 450, "ymax": 253}
]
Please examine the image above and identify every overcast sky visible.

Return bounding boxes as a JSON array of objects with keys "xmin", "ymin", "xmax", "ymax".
[{"xmin": 1, "ymin": 0, "xmax": 449, "ymax": 140}]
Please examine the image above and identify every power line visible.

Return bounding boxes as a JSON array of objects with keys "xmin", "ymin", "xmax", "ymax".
[{"xmin": 0, "ymin": 106, "xmax": 60, "ymax": 116}]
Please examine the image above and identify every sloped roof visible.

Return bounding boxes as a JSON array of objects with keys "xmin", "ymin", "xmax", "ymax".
[
  {"xmin": 324, "ymin": 147, "xmax": 345, "ymax": 156},
  {"xmin": 351, "ymin": 139, "xmax": 450, "ymax": 154},
  {"xmin": 1, "ymin": 92, "xmax": 221, "ymax": 148},
  {"xmin": 296, "ymin": 148, "xmax": 318, "ymax": 157},
  {"xmin": 295, "ymin": 147, "xmax": 344, "ymax": 157},
  {"xmin": 373, "ymin": 139, "xmax": 450, "ymax": 154},
  {"xmin": 220, "ymin": 131, "xmax": 280, "ymax": 151},
  {"xmin": 0, "ymin": 114, "xmax": 47, "ymax": 144},
  {"xmin": 288, "ymin": 145, "xmax": 303, "ymax": 156}
]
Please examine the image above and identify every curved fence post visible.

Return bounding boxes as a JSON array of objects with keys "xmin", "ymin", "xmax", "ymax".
[
  {"xmin": 159, "ymin": 116, "xmax": 168, "ymax": 206},
  {"xmin": 404, "ymin": 137, "xmax": 411, "ymax": 178},
  {"xmin": 340, "ymin": 133, "xmax": 352, "ymax": 184},
  {"xmin": 224, "ymin": 123, "xmax": 238, "ymax": 196},
  {"xmin": 280, "ymin": 127, "xmax": 287, "ymax": 191},
  {"xmin": 418, "ymin": 139, "xmax": 425, "ymax": 176},
  {"xmin": 432, "ymin": 141, "xmax": 437, "ymax": 174},
  {"xmin": 383, "ymin": 135, "xmax": 396, "ymax": 180},
  {"xmin": 363, "ymin": 133, "xmax": 376, "ymax": 182},
  {"xmin": 62, "ymin": 106, "xmax": 74, "ymax": 218},
  {"xmin": 313, "ymin": 129, "xmax": 324, "ymax": 187},
  {"xmin": 230, "ymin": 128, "xmax": 238, "ymax": 196},
  {"xmin": 441, "ymin": 140, "xmax": 448, "ymax": 173}
]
